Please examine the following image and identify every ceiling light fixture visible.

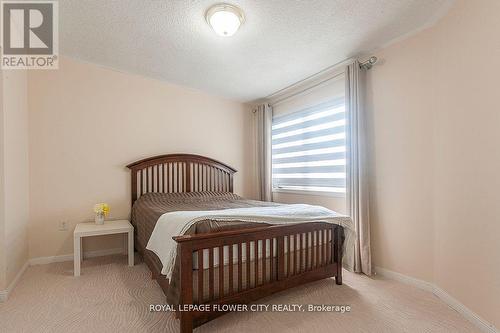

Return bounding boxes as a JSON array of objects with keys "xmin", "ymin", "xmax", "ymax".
[{"xmin": 206, "ymin": 3, "xmax": 244, "ymax": 37}]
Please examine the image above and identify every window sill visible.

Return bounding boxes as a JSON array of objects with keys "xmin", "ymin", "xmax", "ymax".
[{"xmin": 272, "ymin": 188, "xmax": 346, "ymax": 198}]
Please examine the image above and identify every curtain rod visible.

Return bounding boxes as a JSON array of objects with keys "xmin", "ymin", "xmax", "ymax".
[{"xmin": 359, "ymin": 56, "xmax": 378, "ymax": 70}]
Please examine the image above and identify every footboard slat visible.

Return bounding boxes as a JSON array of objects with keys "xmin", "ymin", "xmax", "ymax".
[
  {"xmin": 298, "ymin": 233, "xmax": 303, "ymax": 273},
  {"xmin": 254, "ymin": 241, "xmax": 259, "ymax": 286},
  {"xmin": 287, "ymin": 235, "xmax": 292, "ymax": 276},
  {"xmin": 295, "ymin": 234, "xmax": 299, "ymax": 273},
  {"xmin": 197, "ymin": 250, "xmax": 203, "ymax": 303},
  {"xmin": 320, "ymin": 230, "xmax": 324, "ymax": 267},
  {"xmin": 209, "ymin": 248, "xmax": 214, "ymax": 301},
  {"xmin": 323, "ymin": 230, "xmax": 327, "ymax": 266},
  {"xmin": 246, "ymin": 242, "xmax": 251, "ymax": 289},
  {"xmin": 228, "ymin": 244, "xmax": 234, "ymax": 295},
  {"xmin": 315, "ymin": 230, "xmax": 320, "ymax": 268},
  {"xmin": 262, "ymin": 239, "xmax": 267, "ymax": 283},
  {"xmin": 237, "ymin": 243, "xmax": 242, "ymax": 291},
  {"xmin": 306, "ymin": 232, "xmax": 310, "ymax": 271},
  {"xmin": 218, "ymin": 246, "xmax": 224, "ymax": 298},
  {"xmin": 269, "ymin": 238, "xmax": 275, "ymax": 281},
  {"xmin": 174, "ymin": 223, "xmax": 344, "ymax": 333},
  {"xmin": 327, "ymin": 230, "xmax": 331, "ymax": 264}
]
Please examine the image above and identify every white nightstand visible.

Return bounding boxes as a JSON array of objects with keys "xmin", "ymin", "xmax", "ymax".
[{"xmin": 73, "ymin": 220, "xmax": 134, "ymax": 276}]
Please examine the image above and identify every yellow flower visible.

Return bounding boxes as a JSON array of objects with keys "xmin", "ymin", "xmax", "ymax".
[
  {"xmin": 94, "ymin": 203, "xmax": 110, "ymax": 216},
  {"xmin": 102, "ymin": 204, "xmax": 109, "ymax": 216}
]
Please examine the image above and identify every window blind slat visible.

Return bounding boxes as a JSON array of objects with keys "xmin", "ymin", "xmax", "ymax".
[
  {"xmin": 272, "ymin": 152, "xmax": 345, "ymax": 164},
  {"xmin": 273, "ymin": 165, "xmax": 345, "ymax": 174},
  {"xmin": 274, "ymin": 178, "xmax": 346, "ymax": 188},
  {"xmin": 272, "ymin": 140, "xmax": 346, "ymax": 156},
  {"xmin": 274, "ymin": 185, "xmax": 345, "ymax": 193},
  {"xmin": 272, "ymin": 125, "xmax": 345, "ymax": 146},
  {"xmin": 272, "ymin": 112, "xmax": 345, "ymax": 137}
]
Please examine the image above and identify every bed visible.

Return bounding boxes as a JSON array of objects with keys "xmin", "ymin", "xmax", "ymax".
[{"xmin": 127, "ymin": 153, "xmax": 347, "ymax": 333}]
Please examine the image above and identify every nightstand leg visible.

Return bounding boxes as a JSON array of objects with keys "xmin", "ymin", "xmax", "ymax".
[
  {"xmin": 128, "ymin": 230, "xmax": 134, "ymax": 266},
  {"xmin": 122, "ymin": 234, "xmax": 127, "ymax": 255},
  {"xmin": 74, "ymin": 235, "xmax": 81, "ymax": 276}
]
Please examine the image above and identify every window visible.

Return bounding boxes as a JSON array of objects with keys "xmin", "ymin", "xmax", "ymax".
[{"xmin": 271, "ymin": 88, "xmax": 347, "ymax": 195}]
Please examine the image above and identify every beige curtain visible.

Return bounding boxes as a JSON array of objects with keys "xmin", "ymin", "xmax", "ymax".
[
  {"xmin": 346, "ymin": 61, "xmax": 372, "ymax": 275},
  {"xmin": 255, "ymin": 104, "xmax": 273, "ymax": 201}
]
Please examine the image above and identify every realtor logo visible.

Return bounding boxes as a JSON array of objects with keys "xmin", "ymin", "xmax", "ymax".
[{"xmin": 1, "ymin": 1, "xmax": 58, "ymax": 69}]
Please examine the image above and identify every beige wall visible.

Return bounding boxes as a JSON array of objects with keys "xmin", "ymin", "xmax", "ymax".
[
  {"xmin": 0, "ymin": 69, "xmax": 30, "ymax": 291},
  {"xmin": 431, "ymin": 0, "xmax": 500, "ymax": 326},
  {"xmin": 367, "ymin": 0, "xmax": 500, "ymax": 327},
  {"xmin": 28, "ymin": 57, "xmax": 256, "ymax": 259},
  {"xmin": 3, "ymin": 70, "xmax": 29, "ymax": 286},
  {"xmin": 366, "ymin": 28, "xmax": 435, "ymax": 282},
  {"xmin": 0, "ymin": 70, "xmax": 5, "ymax": 291}
]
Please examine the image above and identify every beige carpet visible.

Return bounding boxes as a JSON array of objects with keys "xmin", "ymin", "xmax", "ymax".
[{"xmin": 0, "ymin": 255, "xmax": 479, "ymax": 333}]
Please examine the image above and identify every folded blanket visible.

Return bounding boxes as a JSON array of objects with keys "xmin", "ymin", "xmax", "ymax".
[{"xmin": 146, "ymin": 204, "xmax": 355, "ymax": 279}]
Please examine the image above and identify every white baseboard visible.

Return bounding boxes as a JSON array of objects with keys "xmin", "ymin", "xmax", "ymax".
[
  {"xmin": 1, "ymin": 247, "xmax": 125, "ymax": 302},
  {"xmin": 374, "ymin": 266, "xmax": 434, "ymax": 293},
  {"xmin": 375, "ymin": 266, "xmax": 498, "ymax": 333},
  {"xmin": 29, "ymin": 247, "xmax": 124, "ymax": 265},
  {"xmin": 0, "ymin": 261, "xmax": 29, "ymax": 302},
  {"xmin": 432, "ymin": 286, "xmax": 498, "ymax": 333}
]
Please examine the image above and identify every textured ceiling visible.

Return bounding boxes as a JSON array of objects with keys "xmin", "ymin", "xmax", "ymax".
[{"xmin": 60, "ymin": 0, "xmax": 453, "ymax": 102}]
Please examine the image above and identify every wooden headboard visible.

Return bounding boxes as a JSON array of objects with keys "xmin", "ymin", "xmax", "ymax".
[{"xmin": 126, "ymin": 153, "xmax": 237, "ymax": 205}]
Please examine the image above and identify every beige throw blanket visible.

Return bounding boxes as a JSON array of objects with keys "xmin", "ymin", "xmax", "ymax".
[{"xmin": 146, "ymin": 204, "xmax": 355, "ymax": 279}]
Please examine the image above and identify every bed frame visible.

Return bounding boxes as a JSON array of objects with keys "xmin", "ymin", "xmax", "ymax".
[{"xmin": 127, "ymin": 153, "xmax": 344, "ymax": 333}]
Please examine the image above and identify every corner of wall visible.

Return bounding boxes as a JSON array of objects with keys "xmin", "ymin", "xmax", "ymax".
[
  {"xmin": 0, "ymin": 69, "xmax": 30, "ymax": 292},
  {"xmin": 0, "ymin": 69, "xmax": 6, "ymax": 292},
  {"xmin": 367, "ymin": 0, "xmax": 500, "ymax": 329}
]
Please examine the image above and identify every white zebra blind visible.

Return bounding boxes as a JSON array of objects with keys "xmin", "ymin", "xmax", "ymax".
[{"xmin": 272, "ymin": 98, "xmax": 346, "ymax": 194}]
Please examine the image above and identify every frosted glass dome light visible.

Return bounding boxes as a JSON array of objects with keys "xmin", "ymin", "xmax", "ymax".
[{"xmin": 206, "ymin": 4, "xmax": 244, "ymax": 37}]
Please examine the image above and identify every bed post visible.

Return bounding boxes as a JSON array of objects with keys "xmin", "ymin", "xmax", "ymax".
[
  {"xmin": 334, "ymin": 226, "xmax": 344, "ymax": 285},
  {"xmin": 179, "ymin": 242, "xmax": 194, "ymax": 333},
  {"xmin": 277, "ymin": 236, "xmax": 285, "ymax": 280}
]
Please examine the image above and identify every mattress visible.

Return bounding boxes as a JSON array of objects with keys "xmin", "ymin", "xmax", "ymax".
[{"xmin": 132, "ymin": 192, "xmax": 279, "ymax": 249}]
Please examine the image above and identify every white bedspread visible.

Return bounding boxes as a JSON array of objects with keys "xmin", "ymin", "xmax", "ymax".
[{"xmin": 146, "ymin": 204, "xmax": 355, "ymax": 279}]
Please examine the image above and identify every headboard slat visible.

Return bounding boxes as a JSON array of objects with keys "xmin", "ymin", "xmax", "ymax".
[{"xmin": 127, "ymin": 154, "xmax": 237, "ymax": 205}]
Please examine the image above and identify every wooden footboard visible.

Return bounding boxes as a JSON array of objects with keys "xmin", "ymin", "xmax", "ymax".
[{"xmin": 173, "ymin": 222, "xmax": 344, "ymax": 333}]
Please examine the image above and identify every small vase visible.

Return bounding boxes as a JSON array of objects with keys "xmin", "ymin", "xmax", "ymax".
[{"xmin": 95, "ymin": 212, "xmax": 105, "ymax": 225}]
